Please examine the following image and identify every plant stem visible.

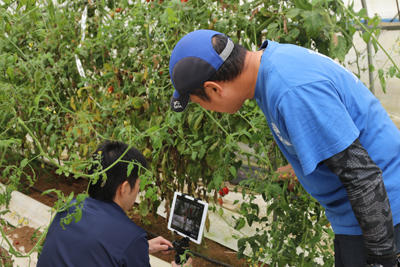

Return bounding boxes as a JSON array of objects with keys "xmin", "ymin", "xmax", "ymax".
[{"xmin": 203, "ymin": 110, "xmax": 230, "ymax": 136}]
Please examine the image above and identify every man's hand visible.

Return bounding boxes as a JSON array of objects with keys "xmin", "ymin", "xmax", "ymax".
[
  {"xmin": 171, "ymin": 257, "xmax": 193, "ymax": 267},
  {"xmin": 276, "ymin": 164, "xmax": 297, "ymax": 191},
  {"xmin": 148, "ymin": 236, "xmax": 173, "ymax": 254}
]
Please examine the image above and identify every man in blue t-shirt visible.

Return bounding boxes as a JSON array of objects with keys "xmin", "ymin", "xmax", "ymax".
[
  {"xmin": 168, "ymin": 29, "xmax": 400, "ymax": 267},
  {"xmin": 37, "ymin": 141, "xmax": 191, "ymax": 267}
]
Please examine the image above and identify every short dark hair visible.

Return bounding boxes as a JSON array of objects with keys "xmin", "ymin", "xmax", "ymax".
[
  {"xmin": 189, "ymin": 34, "xmax": 247, "ymax": 100},
  {"xmin": 88, "ymin": 141, "xmax": 147, "ymax": 202}
]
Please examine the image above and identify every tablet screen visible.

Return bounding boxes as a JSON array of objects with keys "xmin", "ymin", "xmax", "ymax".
[{"xmin": 167, "ymin": 192, "xmax": 208, "ymax": 244}]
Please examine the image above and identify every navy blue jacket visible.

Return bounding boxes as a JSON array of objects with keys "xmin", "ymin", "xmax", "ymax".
[{"xmin": 37, "ymin": 197, "xmax": 150, "ymax": 267}]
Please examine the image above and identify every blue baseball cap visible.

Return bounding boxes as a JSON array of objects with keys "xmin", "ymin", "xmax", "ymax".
[{"xmin": 169, "ymin": 29, "xmax": 234, "ymax": 112}]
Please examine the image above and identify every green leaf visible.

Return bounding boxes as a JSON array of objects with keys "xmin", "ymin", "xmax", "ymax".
[
  {"xmin": 311, "ymin": 0, "xmax": 324, "ymax": 6},
  {"xmin": 6, "ymin": 67, "xmax": 14, "ymax": 80},
  {"xmin": 209, "ymin": 140, "xmax": 219, "ymax": 151},
  {"xmin": 132, "ymin": 97, "xmax": 144, "ymax": 109},
  {"xmin": 362, "ymin": 31, "xmax": 371, "ymax": 43},
  {"xmin": 66, "ymin": 192, "xmax": 74, "ymax": 204},
  {"xmin": 193, "ymin": 112, "xmax": 204, "ymax": 130},
  {"xmin": 294, "ymin": 0, "xmax": 312, "ymax": 10},
  {"xmin": 191, "ymin": 151, "xmax": 198, "ymax": 161},
  {"xmin": 192, "ymin": 140, "xmax": 202, "ymax": 146},
  {"xmin": 20, "ymin": 158, "xmax": 29, "ymax": 168},
  {"xmin": 371, "ymin": 39, "xmax": 379, "ymax": 53},
  {"xmin": 235, "ymin": 217, "xmax": 246, "ymax": 230},
  {"xmin": 246, "ymin": 214, "xmax": 257, "ymax": 226},
  {"xmin": 331, "ymin": 35, "xmax": 348, "ymax": 62},
  {"xmin": 49, "ymin": 133, "xmax": 57, "ymax": 148},
  {"xmin": 267, "ymin": 22, "xmax": 279, "ymax": 31},
  {"xmin": 388, "ymin": 66, "xmax": 397, "ymax": 78},
  {"xmin": 357, "ymin": 8, "xmax": 367, "ymax": 17},
  {"xmin": 139, "ymin": 202, "xmax": 149, "ymax": 217},
  {"xmin": 302, "ymin": 10, "xmax": 323, "ymax": 36},
  {"xmin": 286, "ymin": 8, "xmax": 300, "ymax": 19},
  {"xmin": 198, "ymin": 146, "xmax": 206, "ymax": 159},
  {"xmin": 101, "ymin": 173, "xmax": 107, "ymax": 187},
  {"xmin": 0, "ymin": 209, "xmax": 10, "ymax": 216},
  {"xmin": 289, "ymin": 28, "xmax": 300, "ymax": 39},
  {"xmin": 229, "ymin": 166, "xmax": 237, "ymax": 177},
  {"xmin": 127, "ymin": 161, "xmax": 134, "ymax": 177},
  {"xmin": 378, "ymin": 68, "xmax": 386, "ymax": 93},
  {"xmin": 75, "ymin": 193, "xmax": 87, "ymax": 203},
  {"xmin": 74, "ymin": 207, "xmax": 82, "ymax": 222},
  {"xmin": 45, "ymin": 123, "xmax": 53, "ymax": 134},
  {"xmin": 146, "ymin": 126, "xmax": 159, "ymax": 134}
]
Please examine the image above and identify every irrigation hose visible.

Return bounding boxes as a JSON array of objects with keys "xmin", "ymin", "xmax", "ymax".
[{"xmin": 190, "ymin": 250, "xmax": 234, "ymax": 267}]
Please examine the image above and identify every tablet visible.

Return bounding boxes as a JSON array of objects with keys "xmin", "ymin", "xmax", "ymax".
[{"xmin": 167, "ymin": 192, "xmax": 208, "ymax": 244}]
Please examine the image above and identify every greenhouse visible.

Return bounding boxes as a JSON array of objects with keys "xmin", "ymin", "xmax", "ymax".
[{"xmin": 1, "ymin": 0, "xmax": 400, "ymax": 266}]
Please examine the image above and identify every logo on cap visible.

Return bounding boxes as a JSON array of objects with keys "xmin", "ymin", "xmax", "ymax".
[{"xmin": 173, "ymin": 101, "xmax": 183, "ymax": 110}]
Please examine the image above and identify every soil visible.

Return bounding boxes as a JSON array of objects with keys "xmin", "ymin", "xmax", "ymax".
[
  {"xmin": 2, "ymin": 225, "xmax": 41, "ymax": 254},
  {"xmin": 20, "ymin": 164, "xmax": 250, "ymax": 267}
]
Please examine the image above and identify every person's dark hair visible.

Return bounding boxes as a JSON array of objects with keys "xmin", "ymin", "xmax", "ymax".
[
  {"xmin": 88, "ymin": 141, "xmax": 147, "ymax": 202},
  {"xmin": 209, "ymin": 34, "xmax": 247, "ymax": 82},
  {"xmin": 189, "ymin": 34, "xmax": 247, "ymax": 101}
]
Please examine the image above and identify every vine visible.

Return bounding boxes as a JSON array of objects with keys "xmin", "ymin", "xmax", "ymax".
[{"xmin": 0, "ymin": 0, "xmax": 399, "ymax": 265}]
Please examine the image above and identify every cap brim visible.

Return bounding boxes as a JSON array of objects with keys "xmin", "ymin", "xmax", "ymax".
[{"xmin": 170, "ymin": 90, "xmax": 189, "ymax": 112}]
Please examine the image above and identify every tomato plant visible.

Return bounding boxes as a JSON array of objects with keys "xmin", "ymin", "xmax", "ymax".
[{"xmin": 0, "ymin": 0, "xmax": 398, "ymax": 266}]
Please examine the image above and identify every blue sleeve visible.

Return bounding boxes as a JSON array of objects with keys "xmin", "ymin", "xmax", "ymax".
[
  {"xmin": 277, "ymin": 81, "xmax": 359, "ymax": 175},
  {"xmin": 121, "ymin": 233, "xmax": 150, "ymax": 267}
]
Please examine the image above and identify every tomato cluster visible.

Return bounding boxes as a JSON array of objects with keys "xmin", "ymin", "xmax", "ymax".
[
  {"xmin": 218, "ymin": 186, "xmax": 229, "ymax": 197},
  {"xmin": 217, "ymin": 186, "xmax": 229, "ymax": 206}
]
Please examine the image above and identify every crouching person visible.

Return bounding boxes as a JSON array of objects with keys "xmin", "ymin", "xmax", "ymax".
[{"xmin": 37, "ymin": 141, "xmax": 192, "ymax": 267}]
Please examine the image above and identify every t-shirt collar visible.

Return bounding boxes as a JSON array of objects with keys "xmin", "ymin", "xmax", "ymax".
[{"xmin": 254, "ymin": 40, "xmax": 269, "ymax": 101}]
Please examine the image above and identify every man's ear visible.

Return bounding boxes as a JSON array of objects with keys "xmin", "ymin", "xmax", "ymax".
[
  {"xmin": 119, "ymin": 181, "xmax": 131, "ymax": 196},
  {"xmin": 203, "ymin": 81, "xmax": 223, "ymax": 97}
]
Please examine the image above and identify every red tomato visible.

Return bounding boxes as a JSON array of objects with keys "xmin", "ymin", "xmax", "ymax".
[
  {"xmin": 218, "ymin": 189, "xmax": 224, "ymax": 196},
  {"xmin": 218, "ymin": 197, "xmax": 223, "ymax": 205},
  {"xmin": 222, "ymin": 186, "xmax": 229, "ymax": 195}
]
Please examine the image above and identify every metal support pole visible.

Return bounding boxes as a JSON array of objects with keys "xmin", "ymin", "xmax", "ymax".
[{"xmin": 361, "ymin": 0, "xmax": 375, "ymax": 94}]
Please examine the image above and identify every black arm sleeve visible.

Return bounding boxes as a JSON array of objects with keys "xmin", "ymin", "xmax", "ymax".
[{"xmin": 323, "ymin": 139, "xmax": 397, "ymax": 265}]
